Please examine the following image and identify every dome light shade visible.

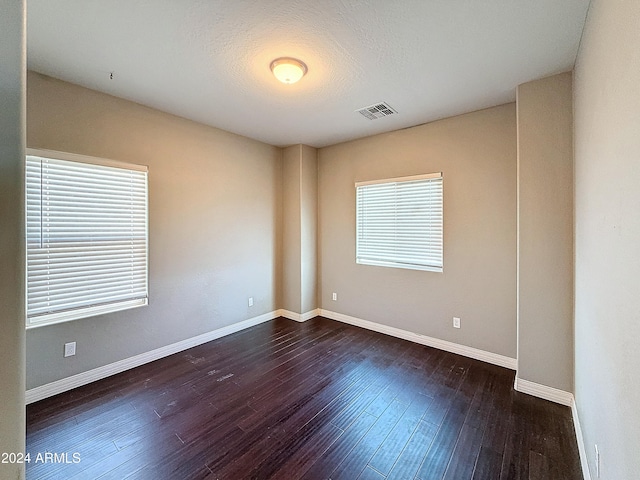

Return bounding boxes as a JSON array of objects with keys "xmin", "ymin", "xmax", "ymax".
[{"xmin": 270, "ymin": 57, "xmax": 307, "ymax": 84}]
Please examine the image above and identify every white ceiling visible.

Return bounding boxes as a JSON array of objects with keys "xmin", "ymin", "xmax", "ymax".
[{"xmin": 27, "ymin": 0, "xmax": 590, "ymax": 148}]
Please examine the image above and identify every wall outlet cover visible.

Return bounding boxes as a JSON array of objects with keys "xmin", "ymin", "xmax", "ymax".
[{"xmin": 64, "ymin": 342, "xmax": 76, "ymax": 357}]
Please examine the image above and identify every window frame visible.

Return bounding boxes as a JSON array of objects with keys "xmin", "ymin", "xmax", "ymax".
[
  {"xmin": 355, "ymin": 172, "xmax": 443, "ymax": 273},
  {"xmin": 25, "ymin": 148, "xmax": 149, "ymax": 329}
]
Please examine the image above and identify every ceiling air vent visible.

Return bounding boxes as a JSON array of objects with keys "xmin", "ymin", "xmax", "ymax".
[{"xmin": 356, "ymin": 102, "xmax": 397, "ymax": 120}]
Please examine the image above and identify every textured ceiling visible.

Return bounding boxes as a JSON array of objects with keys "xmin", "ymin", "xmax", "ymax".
[{"xmin": 27, "ymin": 0, "xmax": 590, "ymax": 148}]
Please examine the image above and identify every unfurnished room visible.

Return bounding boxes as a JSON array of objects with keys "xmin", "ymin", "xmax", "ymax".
[{"xmin": 1, "ymin": 0, "xmax": 639, "ymax": 479}]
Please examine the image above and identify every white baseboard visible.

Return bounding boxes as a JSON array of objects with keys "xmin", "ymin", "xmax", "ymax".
[
  {"xmin": 277, "ymin": 308, "xmax": 320, "ymax": 322},
  {"xmin": 513, "ymin": 377, "xmax": 574, "ymax": 406},
  {"xmin": 25, "ymin": 310, "xmax": 279, "ymax": 404},
  {"xmin": 571, "ymin": 398, "xmax": 592, "ymax": 480},
  {"xmin": 318, "ymin": 309, "xmax": 517, "ymax": 370}
]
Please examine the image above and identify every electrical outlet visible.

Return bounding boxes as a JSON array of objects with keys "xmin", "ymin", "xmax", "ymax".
[
  {"xmin": 595, "ymin": 444, "xmax": 600, "ymax": 477},
  {"xmin": 453, "ymin": 317, "xmax": 461, "ymax": 329},
  {"xmin": 332, "ymin": 292, "xmax": 337, "ymax": 301},
  {"xmin": 64, "ymin": 342, "xmax": 76, "ymax": 357},
  {"xmin": 248, "ymin": 297, "xmax": 254, "ymax": 307}
]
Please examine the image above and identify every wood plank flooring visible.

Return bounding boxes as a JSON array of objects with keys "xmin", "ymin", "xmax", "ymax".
[{"xmin": 26, "ymin": 317, "xmax": 583, "ymax": 479}]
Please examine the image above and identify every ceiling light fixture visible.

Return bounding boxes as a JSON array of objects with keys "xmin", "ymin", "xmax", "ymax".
[{"xmin": 270, "ymin": 57, "xmax": 307, "ymax": 84}]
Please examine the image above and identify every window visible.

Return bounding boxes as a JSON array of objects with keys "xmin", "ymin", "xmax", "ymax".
[
  {"xmin": 356, "ymin": 173, "xmax": 443, "ymax": 272},
  {"xmin": 26, "ymin": 150, "xmax": 148, "ymax": 328}
]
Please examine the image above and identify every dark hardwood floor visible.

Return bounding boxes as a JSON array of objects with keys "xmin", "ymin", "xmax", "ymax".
[{"xmin": 26, "ymin": 317, "xmax": 583, "ymax": 479}]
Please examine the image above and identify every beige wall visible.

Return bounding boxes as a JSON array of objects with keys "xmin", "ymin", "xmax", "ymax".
[
  {"xmin": 574, "ymin": 0, "xmax": 640, "ymax": 478},
  {"xmin": 26, "ymin": 72, "xmax": 281, "ymax": 389},
  {"xmin": 0, "ymin": 1, "xmax": 26, "ymax": 478},
  {"xmin": 281, "ymin": 144, "xmax": 318, "ymax": 315},
  {"xmin": 300, "ymin": 145, "xmax": 318, "ymax": 313},
  {"xmin": 516, "ymin": 72, "xmax": 574, "ymax": 392},
  {"xmin": 318, "ymin": 104, "xmax": 517, "ymax": 358},
  {"xmin": 282, "ymin": 145, "xmax": 303, "ymax": 313}
]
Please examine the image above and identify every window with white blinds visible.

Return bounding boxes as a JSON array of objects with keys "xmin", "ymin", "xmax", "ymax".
[
  {"xmin": 26, "ymin": 150, "xmax": 148, "ymax": 328},
  {"xmin": 356, "ymin": 173, "xmax": 443, "ymax": 272}
]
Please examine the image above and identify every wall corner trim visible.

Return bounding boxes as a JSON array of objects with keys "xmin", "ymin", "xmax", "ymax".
[
  {"xmin": 277, "ymin": 308, "xmax": 320, "ymax": 322},
  {"xmin": 25, "ymin": 310, "xmax": 279, "ymax": 404},
  {"xmin": 319, "ymin": 309, "xmax": 517, "ymax": 370}
]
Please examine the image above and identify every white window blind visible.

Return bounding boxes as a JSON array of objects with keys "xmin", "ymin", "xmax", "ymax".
[
  {"xmin": 26, "ymin": 151, "xmax": 148, "ymax": 328},
  {"xmin": 356, "ymin": 173, "xmax": 443, "ymax": 272}
]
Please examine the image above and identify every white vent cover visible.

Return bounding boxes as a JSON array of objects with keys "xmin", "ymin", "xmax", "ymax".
[{"xmin": 356, "ymin": 102, "xmax": 398, "ymax": 120}]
